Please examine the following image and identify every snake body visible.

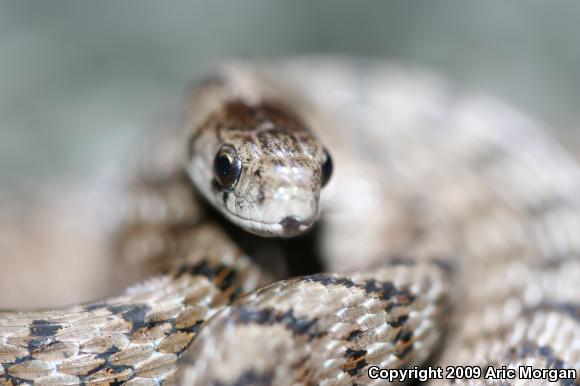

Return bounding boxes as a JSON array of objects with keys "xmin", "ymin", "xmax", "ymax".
[{"xmin": 1, "ymin": 58, "xmax": 579, "ymax": 385}]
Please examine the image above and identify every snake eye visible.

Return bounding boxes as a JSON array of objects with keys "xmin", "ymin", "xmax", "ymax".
[
  {"xmin": 213, "ymin": 145, "xmax": 241, "ymax": 190},
  {"xmin": 321, "ymin": 148, "xmax": 333, "ymax": 187}
]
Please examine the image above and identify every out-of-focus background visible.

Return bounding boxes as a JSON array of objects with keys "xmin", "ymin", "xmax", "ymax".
[{"xmin": 1, "ymin": 1, "xmax": 579, "ymax": 185}]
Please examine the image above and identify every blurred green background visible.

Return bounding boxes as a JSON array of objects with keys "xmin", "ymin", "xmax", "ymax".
[{"xmin": 1, "ymin": 1, "xmax": 579, "ymax": 184}]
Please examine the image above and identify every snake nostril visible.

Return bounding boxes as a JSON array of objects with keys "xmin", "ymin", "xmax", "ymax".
[{"xmin": 279, "ymin": 216, "xmax": 305, "ymax": 236}]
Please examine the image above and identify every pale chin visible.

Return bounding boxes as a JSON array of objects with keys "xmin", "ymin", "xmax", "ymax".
[
  {"xmin": 226, "ymin": 212, "xmax": 313, "ymax": 238},
  {"xmin": 230, "ymin": 215, "xmax": 284, "ymax": 237}
]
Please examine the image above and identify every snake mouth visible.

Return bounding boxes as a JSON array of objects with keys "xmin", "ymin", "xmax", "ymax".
[
  {"xmin": 225, "ymin": 211, "xmax": 315, "ymax": 238},
  {"xmin": 278, "ymin": 216, "xmax": 310, "ymax": 237}
]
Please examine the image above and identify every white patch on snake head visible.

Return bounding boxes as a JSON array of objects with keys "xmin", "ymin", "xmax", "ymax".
[{"xmin": 239, "ymin": 155, "xmax": 321, "ymax": 237}]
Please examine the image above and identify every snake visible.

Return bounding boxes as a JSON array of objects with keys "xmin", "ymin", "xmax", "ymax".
[{"xmin": 0, "ymin": 57, "xmax": 579, "ymax": 386}]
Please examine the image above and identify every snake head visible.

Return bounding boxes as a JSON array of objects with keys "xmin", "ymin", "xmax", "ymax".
[{"xmin": 187, "ymin": 97, "xmax": 332, "ymax": 238}]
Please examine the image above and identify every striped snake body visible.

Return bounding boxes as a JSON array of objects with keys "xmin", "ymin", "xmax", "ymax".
[{"xmin": 0, "ymin": 58, "xmax": 579, "ymax": 385}]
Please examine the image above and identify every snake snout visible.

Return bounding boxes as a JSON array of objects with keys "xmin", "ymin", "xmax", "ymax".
[{"xmin": 279, "ymin": 216, "xmax": 310, "ymax": 237}]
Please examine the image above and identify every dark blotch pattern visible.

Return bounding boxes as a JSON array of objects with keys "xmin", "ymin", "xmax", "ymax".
[
  {"xmin": 303, "ymin": 274, "xmax": 356, "ymax": 288},
  {"xmin": 230, "ymin": 306, "xmax": 325, "ymax": 340},
  {"xmin": 395, "ymin": 343, "xmax": 414, "ymax": 359},
  {"xmin": 26, "ymin": 320, "xmax": 63, "ymax": 352},
  {"xmin": 346, "ymin": 329, "xmax": 363, "ymax": 342},
  {"xmin": 30, "ymin": 320, "xmax": 62, "ymax": 337},
  {"xmin": 107, "ymin": 303, "xmax": 152, "ymax": 333},
  {"xmin": 342, "ymin": 349, "xmax": 368, "ymax": 376},
  {"xmin": 389, "ymin": 315, "xmax": 409, "ymax": 328},
  {"xmin": 394, "ymin": 329, "xmax": 413, "ymax": 343},
  {"xmin": 177, "ymin": 260, "xmax": 242, "ymax": 301},
  {"xmin": 305, "ymin": 274, "xmax": 415, "ymax": 306}
]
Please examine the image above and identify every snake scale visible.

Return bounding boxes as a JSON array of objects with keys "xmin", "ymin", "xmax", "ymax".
[{"xmin": 0, "ymin": 58, "xmax": 579, "ymax": 385}]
